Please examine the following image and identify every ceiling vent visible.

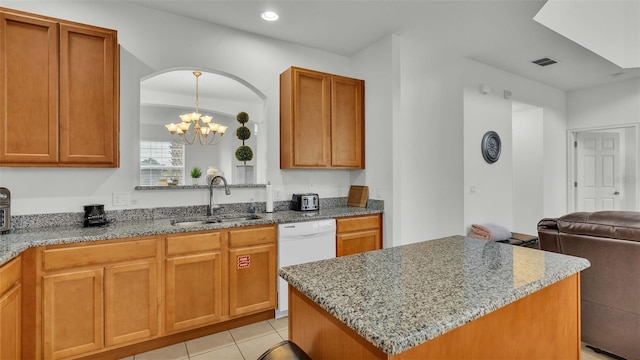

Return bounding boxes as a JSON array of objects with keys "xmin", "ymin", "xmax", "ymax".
[{"xmin": 532, "ymin": 57, "xmax": 558, "ymax": 67}]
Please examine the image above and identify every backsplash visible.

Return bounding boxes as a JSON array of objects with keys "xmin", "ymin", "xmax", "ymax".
[{"xmin": 10, "ymin": 198, "xmax": 383, "ymax": 230}]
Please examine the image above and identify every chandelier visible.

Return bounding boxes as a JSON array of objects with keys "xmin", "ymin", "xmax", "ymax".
[{"xmin": 165, "ymin": 71, "xmax": 228, "ymax": 145}]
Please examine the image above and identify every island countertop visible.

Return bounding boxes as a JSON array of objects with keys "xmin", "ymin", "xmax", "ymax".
[{"xmin": 278, "ymin": 235, "xmax": 590, "ymax": 355}]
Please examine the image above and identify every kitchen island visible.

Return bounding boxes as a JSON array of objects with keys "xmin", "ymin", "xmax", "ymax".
[{"xmin": 279, "ymin": 235, "xmax": 590, "ymax": 359}]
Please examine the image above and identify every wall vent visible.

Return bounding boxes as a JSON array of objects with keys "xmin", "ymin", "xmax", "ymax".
[{"xmin": 532, "ymin": 57, "xmax": 558, "ymax": 66}]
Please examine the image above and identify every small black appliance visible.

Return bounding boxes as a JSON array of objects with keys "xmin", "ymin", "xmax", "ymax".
[
  {"xmin": 0, "ymin": 187, "xmax": 10, "ymax": 234},
  {"xmin": 83, "ymin": 204, "xmax": 107, "ymax": 227}
]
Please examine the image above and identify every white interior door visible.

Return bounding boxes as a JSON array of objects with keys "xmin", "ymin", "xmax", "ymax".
[{"xmin": 575, "ymin": 131, "xmax": 621, "ymax": 211}]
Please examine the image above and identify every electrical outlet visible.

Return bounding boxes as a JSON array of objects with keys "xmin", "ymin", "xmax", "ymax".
[
  {"xmin": 470, "ymin": 185, "xmax": 477, "ymax": 195},
  {"xmin": 112, "ymin": 192, "xmax": 130, "ymax": 206},
  {"xmin": 274, "ymin": 188, "xmax": 281, "ymax": 200},
  {"xmin": 308, "ymin": 180, "xmax": 315, "ymax": 191},
  {"xmin": 376, "ymin": 187, "xmax": 382, "ymax": 199}
]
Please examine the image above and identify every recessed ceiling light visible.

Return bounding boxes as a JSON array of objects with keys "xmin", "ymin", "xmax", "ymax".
[{"xmin": 261, "ymin": 11, "xmax": 279, "ymax": 22}]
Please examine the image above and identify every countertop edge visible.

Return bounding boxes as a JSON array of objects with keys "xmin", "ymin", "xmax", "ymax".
[{"xmin": 1, "ymin": 207, "xmax": 383, "ymax": 266}]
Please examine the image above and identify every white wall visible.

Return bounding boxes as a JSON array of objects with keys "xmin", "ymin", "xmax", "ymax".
[
  {"xmin": 463, "ymin": 85, "xmax": 513, "ymax": 232},
  {"xmin": 568, "ymin": 78, "xmax": 640, "ymax": 129},
  {"xmin": 350, "ymin": 35, "xmax": 398, "ymax": 248},
  {"xmin": 512, "ymin": 107, "xmax": 544, "ymax": 235},
  {"xmin": 461, "ymin": 59, "xmax": 568, "ymax": 230},
  {"xmin": 394, "ymin": 38, "xmax": 465, "ymax": 244},
  {"xmin": 0, "ymin": 1, "xmax": 358, "ymax": 215}
]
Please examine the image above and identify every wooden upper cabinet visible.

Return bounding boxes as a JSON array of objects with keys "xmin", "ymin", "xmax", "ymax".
[
  {"xmin": 280, "ymin": 66, "xmax": 364, "ymax": 169},
  {"xmin": 0, "ymin": 12, "xmax": 59, "ymax": 164},
  {"xmin": 0, "ymin": 7, "xmax": 119, "ymax": 167},
  {"xmin": 59, "ymin": 24, "xmax": 118, "ymax": 166},
  {"xmin": 331, "ymin": 75, "xmax": 364, "ymax": 167}
]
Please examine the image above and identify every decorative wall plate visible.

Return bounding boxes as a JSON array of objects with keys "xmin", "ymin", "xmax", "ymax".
[{"xmin": 481, "ymin": 131, "xmax": 501, "ymax": 164}]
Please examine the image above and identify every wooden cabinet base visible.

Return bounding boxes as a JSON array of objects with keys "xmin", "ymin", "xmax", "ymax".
[
  {"xmin": 74, "ymin": 310, "xmax": 273, "ymax": 360},
  {"xmin": 289, "ymin": 274, "xmax": 581, "ymax": 359}
]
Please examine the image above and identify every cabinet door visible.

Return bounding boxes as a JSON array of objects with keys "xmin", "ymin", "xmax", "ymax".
[
  {"xmin": 165, "ymin": 252, "xmax": 222, "ymax": 332},
  {"xmin": 59, "ymin": 23, "xmax": 118, "ymax": 166},
  {"xmin": 0, "ymin": 284, "xmax": 21, "ymax": 359},
  {"xmin": 43, "ymin": 268, "xmax": 104, "ymax": 360},
  {"xmin": 229, "ymin": 243, "xmax": 277, "ymax": 317},
  {"xmin": 281, "ymin": 67, "xmax": 331, "ymax": 168},
  {"xmin": 331, "ymin": 75, "xmax": 364, "ymax": 168},
  {"xmin": 0, "ymin": 12, "xmax": 59, "ymax": 164},
  {"xmin": 337, "ymin": 229, "xmax": 381, "ymax": 257},
  {"xmin": 105, "ymin": 261, "xmax": 158, "ymax": 347}
]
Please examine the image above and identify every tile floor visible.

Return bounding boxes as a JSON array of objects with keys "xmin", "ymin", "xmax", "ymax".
[
  {"xmin": 120, "ymin": 317, "xmax": 288, "ymax": 360},
  {"xmin": 120, "ymin": 317, "xmax": 618, "ymax": 360}
]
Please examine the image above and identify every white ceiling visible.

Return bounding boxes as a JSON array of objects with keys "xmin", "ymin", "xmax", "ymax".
[
  {"xmin": 131, "ymin": 0, "xmax": 640, "ymax": 92},
  {"xmin": 534, "ymin": 0, "xmax": 640, "ymax": 69}
]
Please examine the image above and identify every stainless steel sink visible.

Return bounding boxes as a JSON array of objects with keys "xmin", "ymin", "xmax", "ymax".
[
  {"xmin": 216, "ymin": 214, "xmax": 262, "ymax": 223},
  {"xmin": 171, "ymin": 214, "xmax": 262, "ymax": 226}
]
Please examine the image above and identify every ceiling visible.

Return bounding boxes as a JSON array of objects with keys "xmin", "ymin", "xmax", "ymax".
[{"xmin": 131, "ymin": 0, "xmax": 640, "ymax": 92}]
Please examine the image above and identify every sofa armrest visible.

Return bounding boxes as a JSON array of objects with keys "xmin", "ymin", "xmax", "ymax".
[{"xmin": 537, "ymin": 218, "xmax": 560, "ymax": 253}]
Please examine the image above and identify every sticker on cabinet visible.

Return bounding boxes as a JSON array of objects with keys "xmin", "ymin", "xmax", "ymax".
[{"xmin": 237, "ymin": 255, "xmax": 251, "ymax": 269}]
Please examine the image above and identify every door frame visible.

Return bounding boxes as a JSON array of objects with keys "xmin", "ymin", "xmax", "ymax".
[{"xmin": 567, "ymin": 123, "xmax": 639, "ymax": 213}]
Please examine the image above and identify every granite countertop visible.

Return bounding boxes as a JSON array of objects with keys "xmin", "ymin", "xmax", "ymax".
[
  {"xmin": 0, "ymin": 207, "xmax": 382, "ymax": 266},
  {"xmin": 279, "ymin": 235, "xmax": 590, "ymax": 355}
]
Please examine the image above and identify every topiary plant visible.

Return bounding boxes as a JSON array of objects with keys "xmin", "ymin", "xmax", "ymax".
[
  {"xmin": 235, "ymin": 145, "xmax": 253, "ymax": 162},
  {"xmin": 235, "ymin": 112, "xmax": 253, "ymax": 164}
]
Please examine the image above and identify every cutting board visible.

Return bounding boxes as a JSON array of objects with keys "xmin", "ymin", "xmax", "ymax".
[{"xmin": 347, "ymin": 185, "xmax": 368, "ymax": 207}]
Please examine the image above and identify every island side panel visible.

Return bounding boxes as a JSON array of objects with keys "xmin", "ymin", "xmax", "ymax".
[
  {"xmin": 395, "ymin": 273, "xmax": 581, "ymax": 359},
  {"xmin": 288, "ymin": 273, "xmax": 581, "ymax": 359},
  {"xmin": 288, "ymin": 285, "xmax": 387, "ymax": 360}
]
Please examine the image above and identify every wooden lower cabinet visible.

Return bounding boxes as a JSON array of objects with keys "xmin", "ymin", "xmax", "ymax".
[
  {"xmin": 105, "ymin": 261, "xmax": 158, "ymax": 346},
  {"xmin": 164, "ymin": 230, "xmax": 224, "ymax": 333},
  {"xmin": 228, "ymin": 226, "xmax": 277, "ymax": 317},
  {"xmin": 229, "ymin": 243, "xmax": 277, "ymax": 317},
  {"xmin": 336, "ymin": 214, "xmax": 382, "ymax": 257},
  {"xmin": 39, "ymin": 236, "xmax": 160, "ymax": 360},
  {"xmin": 165, "ymin": 252, "xmax": 223, "ymax": 332},
  {"xmin": 0, "ymin": 256, "xmax": 21, "ymax": 359},
  {"xmin": 43, "ymin": 269, "xmax": 104, "ymax": 360},
  {"xmin": 21, "ymin": 224, "xmax": 279, "ymax": 359}
]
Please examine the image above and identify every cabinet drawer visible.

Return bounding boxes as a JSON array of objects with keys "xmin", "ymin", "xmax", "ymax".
[
  {"xmin": 229, "ymin": 225, "xmax": 276, "ymax": 248},
  {"xmin": 43, "ymin": 237, "xmax": 157, "ymax": 271},
  {"xmin": 166, "ymin": 231, "xmax": 221, "ymax": 256},
  {"xmin": 336, "ymin": 215, "xmax": 380, "ymax": 233},
  {"xmin": 0, "ymin": 256, "xmax": 21, "ymax": 296}
]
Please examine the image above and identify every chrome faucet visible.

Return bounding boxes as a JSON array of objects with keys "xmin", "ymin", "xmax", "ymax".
[{"xmin": 208, "ymin": 175, "xmax": 231, "ymax": 216}]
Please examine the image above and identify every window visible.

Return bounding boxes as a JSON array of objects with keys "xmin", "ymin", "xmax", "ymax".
[{"xmin": 140, "ymin": 141, "xmax": 185, "ymax": 186}]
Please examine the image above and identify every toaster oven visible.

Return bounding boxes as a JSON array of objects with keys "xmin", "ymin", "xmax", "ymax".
[
  {"xmin": 290, "ymin": 193, "xmax": 319, "ymax": 211},
  {"xmin": 0, "ymin": 188, "xmax": 10, "ymax": 234}
]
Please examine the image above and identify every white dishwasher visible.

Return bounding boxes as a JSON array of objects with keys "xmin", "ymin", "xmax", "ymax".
[{"xmin": 277, "ymin": 219, "xmax": 336, "ymax": 318}]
